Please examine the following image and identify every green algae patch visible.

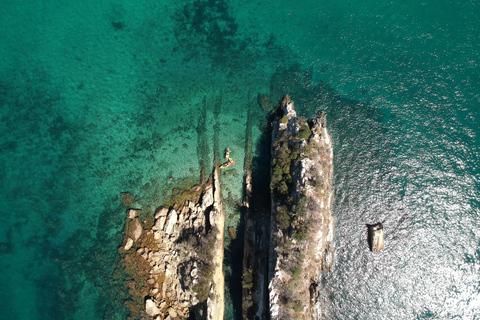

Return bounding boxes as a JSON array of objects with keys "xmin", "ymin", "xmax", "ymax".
[{"xmin": 257, "ymin": 93, "xmax": 273, "ymax": 112}]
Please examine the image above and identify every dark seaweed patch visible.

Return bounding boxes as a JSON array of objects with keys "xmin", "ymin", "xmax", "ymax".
[{"xmin": 111, "ymin": 21, "xmax": 124, "ymax": 31}]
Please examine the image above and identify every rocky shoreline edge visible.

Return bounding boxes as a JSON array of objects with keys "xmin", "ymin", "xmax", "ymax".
[{"xmin": 117, "ymin": 165, "xmax": 224, "ymax": 320}]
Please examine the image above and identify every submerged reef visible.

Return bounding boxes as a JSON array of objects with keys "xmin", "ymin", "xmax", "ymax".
[{"xmin": 117, "ymin": 96, "xmax": 334, "ymax": 320}]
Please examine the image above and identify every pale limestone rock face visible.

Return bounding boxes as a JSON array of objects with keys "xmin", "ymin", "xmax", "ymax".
[
  {"xmin": 168, "ymin": 307, "xmax": 178, "ymax": 318},
  {"xmin": 166, "ymin": 265, "xmax": 174, "ymax": 277},
  {"xmin": 151, "ymin": 252, "xmax": 162, "ymax": 265},
  {"xmin": 145, "ymin": 299, "xmax": 160, "ymax": 316},
  {"xmin": 129, "ymin": 218, "xmax": 143, "ymax": 241},
  {"xmin": 153, "ymin": 216, "xmax": 166, "ymax": 231},
  {"xmin": 127, "ymin": 209, "xmax": 141, "ymax": 219},
  {"xmin": 165, "ymin": 210, "xmax": 177, "ymax": 234},
  {"xmin": 201, "ymin": 188, "xmax": 213, "ymax": 210},
  {"xmin": 124, "ymin": 238, "xmax": 134, "ymax": 251}
]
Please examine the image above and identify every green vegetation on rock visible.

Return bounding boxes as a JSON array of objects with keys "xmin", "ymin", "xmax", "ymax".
[
  {"xmin": 292, "ymin": 267, "xmax": 301, "ymax": 280},
  {"xmin": 242, "ymin": 268, "xmax": 253, "ymax": 290},
  {"xmin": 296, "ymin": 118, "xmax": 312, "ymax": 140},
  {"xmin": 271, "ymin": 143, "xmax": 294, "ymax": 197},
  {"xmin": 293, "ymin": 300, "xmax": 303, "ymax": 312}
]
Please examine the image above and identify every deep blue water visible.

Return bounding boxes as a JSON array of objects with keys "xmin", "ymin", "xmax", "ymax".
[{"xmin": 0, "ymin": 0, "xmax": 479, "ymax": 319}]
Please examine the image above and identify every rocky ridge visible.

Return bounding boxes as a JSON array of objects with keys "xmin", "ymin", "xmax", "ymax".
[{"xmin": 268, "ymin": 96, "xmax": 335, "ymax": 319}]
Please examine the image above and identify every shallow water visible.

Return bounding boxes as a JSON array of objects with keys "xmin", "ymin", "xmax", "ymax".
[{"xmin": 1, "ymin": 0, "xmax": 479, "ymax": 319}]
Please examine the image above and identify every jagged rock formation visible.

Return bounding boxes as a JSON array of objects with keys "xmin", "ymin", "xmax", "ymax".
[
  {"xmin": 368, "ymin": 223, "xmax": 384, "ymax": 253},
  {"xmin": 119, "ymin": 166, "xmax": 225, "ymax": 320},
  {"xmin": 268, "ymin": 96, "xmax": 335, "ymax": 319}
]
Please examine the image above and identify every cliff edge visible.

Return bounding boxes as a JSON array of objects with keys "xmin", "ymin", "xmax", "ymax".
[{"xmin": 268, "ymin": 95, "xmax": 335, "ymax": 319}]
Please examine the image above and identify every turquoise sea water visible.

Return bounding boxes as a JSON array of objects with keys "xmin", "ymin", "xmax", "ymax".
[{"xmin": 1, "ymin": 0, "xmax": 479, "ymax": 319}]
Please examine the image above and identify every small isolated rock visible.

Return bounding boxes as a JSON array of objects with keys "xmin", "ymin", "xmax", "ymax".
[
  {"xmin": 124, "ymin": 238, "xmax": 134, "ymax": 251},
  {"xmin": 368, "ymin": 223, "xmax": 384, "ymax": 253},
  {"xmin": 127, "ymin": 208, "xmax": 141, "ymax": 219},
  {"xmin": 145, "ymin": 299, "xmax": 160, "ymax": 316},
  {"xmin": 257, "ymin": 93, "xmax": 273, "ymax": 111},
  {"xmin": 128, "ymin": 218, "xmax": 143, "ymax": 241}
]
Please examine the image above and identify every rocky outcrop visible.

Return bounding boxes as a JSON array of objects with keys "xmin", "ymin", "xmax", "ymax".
[
  {"xmin": 120, "ymin": 166, "xmax": 225, "ymax": 320},
  {"xmin": 128, "ymin": 218, "xmax": 143, "ymax": 242},
  {"xmin": 368, "ymin": 223, "xmax": 384, "ymax": 253},
  {"xmin": 268, "ymin": 96, "xmax": 335, "ymax": 319}
]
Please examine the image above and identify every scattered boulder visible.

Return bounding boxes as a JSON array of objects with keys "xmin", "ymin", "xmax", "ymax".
[
  {"xmin": 257, "ymin": 93, "xmax": 273, "ymax": 112},
  {"xmin": 127, "ymin": 208, "xmax": 141, "ymax": 219},
  {"xmin": 124, "ymin": 237, "xmax": 134, "ymax": 251},
  {"xmin": 128, "ymin": 218, "xmax": 143, "ymax": 241},
  {"xmin": 167, "ymin": 307, "xmax": 178, "ymax": 318},
  {"xmin": 145, "ymin": 299, "xmax": 161, "ymax": 316}
]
